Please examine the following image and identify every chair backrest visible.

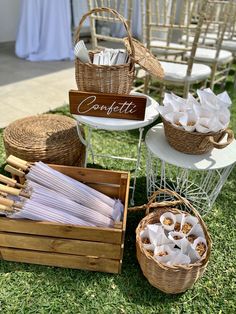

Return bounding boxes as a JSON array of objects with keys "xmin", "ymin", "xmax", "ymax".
[
  {"xmin": 87, "ymin": 0, "xmax": 132, "ymax": 49},
  {"xmin": 142, "ymin": 0, "xmax": 201, "ymax": 53},
  {"xmin": 199, "ymin": 0, "xmax": 234, "ymax": 45}
]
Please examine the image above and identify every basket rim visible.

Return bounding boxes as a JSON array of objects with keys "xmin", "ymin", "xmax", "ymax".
[
  {"xmin": 75, "ymin": 55, "xmax": 133, "ymax": 70},
  {"xmin": 162, "ymin": 116, "xmax": 225, "ymax": 136},
  {"xmin": 136, "ymin": 206, "xmax": 212, "ymax": 271}
]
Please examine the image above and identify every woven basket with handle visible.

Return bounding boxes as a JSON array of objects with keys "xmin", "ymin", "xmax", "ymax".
[
  {"xmin": 134, "ymin": 188, "xmax": 212, "ymax": 294},
  {"xmin": 74, "ymin": 7, "xmax": 135, "ymax": 94},
  {"xmin": 162, "ymin": 117, "xmax": 234, "ymax": 154}
]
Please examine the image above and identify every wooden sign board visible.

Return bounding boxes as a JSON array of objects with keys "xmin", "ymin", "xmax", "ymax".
[{"xmin": 69, "ymin": 90, "xmax": 147, "ymax": 120}]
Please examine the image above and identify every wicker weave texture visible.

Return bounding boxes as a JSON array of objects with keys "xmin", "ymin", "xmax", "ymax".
[
  {"xmin": 3, "ymin": 114, "xmax": 85, "ymax": 166},
  {"xmin": 74, "ymin": 7, "xmax": 135, "ymax": 94},
  {"xmin": 162, "ymin": 118, "xmax": 234, "ymax": 154},
  {"xmin": 135, "ymin": 189, "xmax": 212, "ymax": 294}
]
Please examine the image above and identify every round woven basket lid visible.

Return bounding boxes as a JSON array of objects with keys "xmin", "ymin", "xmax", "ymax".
[
  {"xmin": 3, "ymin": 114, "xmax": 85, "ymax": 166},
  {"xmin": 123, "ymin": 37, "xmax": 164, "ymax": 79}
]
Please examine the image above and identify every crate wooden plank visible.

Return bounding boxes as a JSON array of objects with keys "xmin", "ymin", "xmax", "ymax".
[
  {"xmin": 0, "ymin": 232, "xmax": 121, "ymax": 259},
  {"xmin": 118, "ymin": 173, "xmax": 130, "ymax": 272},
  {"xmin": 86, "ymin": 183, "xmax": 120, "ymax": 199},
  {"xmin": 0, "ymin": 247, "xmax": 120, "ymax": 273},
  {"xmin": 0, "ymin": 219, "xmax": 122, "ymax": 244},
  {"xmin": 50, "ymin": 165, "xmax": 125, "ymax": 185}
]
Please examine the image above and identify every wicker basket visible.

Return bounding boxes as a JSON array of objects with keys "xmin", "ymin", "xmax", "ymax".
[
  {"xmin": 134, "ymin": 188, "xmax": 212, "ymax": 294},
  {"xmin": 3, "ymin": 114, "xmax": 85, "ymax": 166},
  {"xmin": 74, "ymin": 7, "xmax": 135, "ymax": 94},
  {"xmin": 162, "ymin": 117, "xmax": 234, "ymax": 154}
]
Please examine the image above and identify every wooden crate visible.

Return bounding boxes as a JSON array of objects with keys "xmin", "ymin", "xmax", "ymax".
[{"xmin": 0, "ymin": 165, "xmax": 130, "ymax": 274}]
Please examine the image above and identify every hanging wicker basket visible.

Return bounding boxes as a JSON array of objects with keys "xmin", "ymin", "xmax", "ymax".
[
  {"xmin": 162, "ymin": 117, "xmax": 234, "ymax": 154},
  {"xmin": 74, "ymin": 7, "xmax": 135, "ymax": 94},
  {"xmin": 133, "ymin": 188, "xmax": 212, "ymax": 294}
]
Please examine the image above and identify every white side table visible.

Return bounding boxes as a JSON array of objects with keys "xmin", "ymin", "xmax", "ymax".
[
  {"xmin": 73, "ymin": 92, "xmax": 159, "ymax": 205},
  {"xmin": 145, "ymin": 123, "xmax": 236, "ymax": 214}
]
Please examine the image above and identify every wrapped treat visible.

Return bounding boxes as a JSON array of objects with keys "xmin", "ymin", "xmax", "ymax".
[
  {"xmin": 195, "ymin": 117, "xmax": 212, "ymax": 133},
  {"xmin": 216, "ymin": 91, "xmax": 232, "ymax": 107},
  {"xmin": 168, "ymin": 231, "xmax": 189, "ymax": 253},
  {"xmin": 140, "ymin": 228, "xmax": 155, "ymax": 252},
  {"xmin": 154, "ymin": 245, "xmax": 175, "ymax": 264},
  {"xmin": 192, "ymin": 237, "xmax": 208, "ymax": 259},
  {"xmin": 164, "ymin": 112, "xmax": 185, "ymax": 128},
  {"xmin": 146, "ymin": 224, "xmax": 163, "ymax": 245},
  {"xmin": 197, "ymin": 88, "xmax": 231, "ymax": 111},
  {"xmin": 160, "ymin": 212, "xmax": 176, "ymax": 231},
  {"xmin": 158, "ymin": 102, "xmax": 175, "ymax": 117},
  {"xmin": 187, "ymin": 223, "xmax": 205, "ymax": 244},
  {"xmin": 174, "ymin": 213, "xmax": 184, "ymax": 232},
  {"xmin": 179, "ymin": 109, "xmax": 198, "ymax": 132},
  {"xmin": 181, "ymin": 215, "xmax": 198, "ymax": 235},
  {"xmin": 166, "ymin": 251, "xmax": 191, "ymax": 266}
]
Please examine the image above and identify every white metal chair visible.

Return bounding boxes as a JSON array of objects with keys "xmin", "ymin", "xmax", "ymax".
[{"xmin": 142, "ymin": 0, "xmax": 211, "ymax": 98}]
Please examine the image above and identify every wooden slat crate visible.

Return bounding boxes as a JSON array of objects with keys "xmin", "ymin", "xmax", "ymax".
[{"xmin": 0, "ymin": 165, "xmax": 130, "ymax": 274}]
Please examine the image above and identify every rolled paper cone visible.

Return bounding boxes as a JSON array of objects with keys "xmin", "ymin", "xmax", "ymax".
[
  {"xmin": 166, "ymin": 251, "xmax": 191, "ymax": 266},
  {"xmin": 154, "ymin": 245, "xmax": 176, "ymax": 264},
  {"xmin": 173, "ymin": 213, "xmax": 185, "ymax": 232},
  {"xmin": 187, "ymin": 223, "xmax": 205, "ymax": 242},
  {"xmin": 143, "ymin": 243, "xmax": 155, "ymax": 251},
  {"xmin": 147, "ymin": 224, "xmax": 163, "ymax": 245},
  {"xmin": 217, "ymin": 91, "xmax": 232, "ymax": 106},
  {"xmin": 168, "ymin": 231, "xmax": 190, "ymax": 254},
  {"xmin": 192, "ymin": 236, "xmax": 208, "ymax": 260},
  {"xmin": 160, "ymin": 212, "xmax": 176, "ymax": 231},
  {"xmin": 180, "ymin": 215, "xmax": 198, "ymax": 235}
]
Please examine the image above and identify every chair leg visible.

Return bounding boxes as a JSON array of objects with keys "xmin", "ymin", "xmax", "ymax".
[
  {"xmin": 183, "ymin": 82, "xmax": 190, "ymax": 98},
  {"xmin": 210, "ymin": 64, "xmax": 217, "ymax": 90},
  {"xmin": 144, "ymin": 74, "xmax": 150, "ymax": 94},
  {"xmin": 159, "ymin": 83, "xmax": 165, "ymax": 100}
]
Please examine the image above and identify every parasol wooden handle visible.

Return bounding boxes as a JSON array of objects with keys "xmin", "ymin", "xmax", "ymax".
[
  {"xmin": 4, "ymin": 165, "xmax": 25, "ymax": 177},
  {"xmin": 6, "ymin": 155, "xmax": 29, "ymax": 171},
  {"xmin": 0, "ymin": 204, "xmax": 14, "ymax": 212},
  {"xmin": 0, "ymin": 196, "xmax": 14, "ymax": 207},
  {"xmin": 0, "ymin": 184, "xmax": 21, "ymax": 196},
  {"xmin": 0, "ymin": 174, "xmax": 17, "ymax": 187}
]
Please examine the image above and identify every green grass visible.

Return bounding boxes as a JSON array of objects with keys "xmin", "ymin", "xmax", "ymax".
[{"xmin": 0, "ymin": 76, "xmax": 235, "ymax": 313}]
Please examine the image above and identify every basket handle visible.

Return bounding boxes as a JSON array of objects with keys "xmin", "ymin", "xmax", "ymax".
[
  {"xmin": 146, "ymin": 188, "xmax": 206, "ymax": 227},
  {"xmin": 208, "ymin": 128, "xmax": 234, "ymax": 149},
  {"xmin": 74, "ymin": 7, "xmax": 135, "ymax": 67}
]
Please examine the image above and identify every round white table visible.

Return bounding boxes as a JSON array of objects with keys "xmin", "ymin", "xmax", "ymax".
[
  {"xmin": 145, "ymin": 123, "xmax": 236, "ymax": 214},
  {"xmin": 73, "ymin": 92, "xmax": 159, "ymax": 205}
]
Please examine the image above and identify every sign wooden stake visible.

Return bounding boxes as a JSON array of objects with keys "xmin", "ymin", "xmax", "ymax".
[{"xmin": 69, "ymin": 90, "xmax": 147, "ymax": 120}]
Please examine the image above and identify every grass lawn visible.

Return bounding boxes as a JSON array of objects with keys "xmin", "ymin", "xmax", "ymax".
[{"xmin": 0, "ymin": 76, "xmax": 235, "ymax": 313}]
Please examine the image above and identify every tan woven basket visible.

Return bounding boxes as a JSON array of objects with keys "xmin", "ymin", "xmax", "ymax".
[
  {"xmin": 3, "ymin": 114, "xmax": 85, "ymax": 166},
  {"xmin": 74, "ymin": 7, "xmax": 135, "ymax": 94},
  {"xmin": 162, "ymin": 117, "xmax": 234, "ymax": 154},
  {"xmin": 134, "ymin": 188, "xmax": 212, "ymax": 294}
]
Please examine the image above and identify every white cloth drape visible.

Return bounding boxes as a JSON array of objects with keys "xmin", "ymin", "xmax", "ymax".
[{"xmin": 15, "ymin": 0, "xmax": 74, "ymax": 61}]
